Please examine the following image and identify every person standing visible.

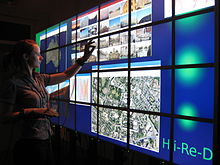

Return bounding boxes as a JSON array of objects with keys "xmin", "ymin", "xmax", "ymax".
[{"xmin": 0, "ymin": 39, "xmax": 95, "ymax": 165}]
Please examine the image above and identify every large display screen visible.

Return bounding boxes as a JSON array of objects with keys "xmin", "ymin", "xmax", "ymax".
[{"xmin": 37, "ymin": 0, "xmax": 216, "ymax": 164}]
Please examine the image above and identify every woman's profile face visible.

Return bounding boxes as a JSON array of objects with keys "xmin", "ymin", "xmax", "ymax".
[{"xmin": 28, "ymin": 44, "xmax": 43, "ymax": 69}]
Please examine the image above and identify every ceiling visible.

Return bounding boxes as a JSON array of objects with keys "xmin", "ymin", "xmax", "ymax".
[{"xmin": 0, "ymin": 0, "xmax": 103, "ymax": 38}]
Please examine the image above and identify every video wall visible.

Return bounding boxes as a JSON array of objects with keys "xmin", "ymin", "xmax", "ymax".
[{"xmin": 36, "ymin": 0, "xmax": 216, "ymax": 164}]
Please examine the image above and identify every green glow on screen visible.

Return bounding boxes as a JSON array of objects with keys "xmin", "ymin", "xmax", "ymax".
[
  {"xmin": 178, "ymin": 103, "xmax": 198, "ymax": 131},
  {"xmin": 176, "ymin": 9, "xmax": 201, "ymax": 17},
  {"xmin": 176, "ymin": 45, "xmax": 204, "ymax": 65},
  {"xmin": 176, "ymin": 68, "xmax": 203, "ymax": 87},
  {"xmin": 35, "ymin": 30, "xmax": 45, "ymax": 47},
  {"xmin": 176, "ymin": 14, "xmax": 206, "ymax": 33},
  {"xmin": 35, "ymin": 68, "xmax": 40, "ymax": 73},
  {"xmin": 36, "ymin": 33, "xmax": 40, "ymax": 46}
]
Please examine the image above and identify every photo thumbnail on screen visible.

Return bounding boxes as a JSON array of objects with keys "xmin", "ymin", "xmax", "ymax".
[
  {"xmin": 131, "ymin": 26, "xmax": 152, "ymax": 58},
  {"xmin": 100, "ymin": 0, "xmax": 129, "ymax": 35},
  {"xmin": 71, "ymin": 17, "xmax": 77, "ymax": 43},
  {"xmin": 76, "ymin": 39, "xmax": 98, "ymax": 62},
  {"xmin": 77, "ymin": 7, "xmax": 98, "ymax": 41},
  {"xmin": 164, "ymin": 0, "xmax": 215, "ymax": 18},
  {"xmin": 131, "ymin": 0, "xmax": 152, "ymax": 27},
  {"xmin": 100, "ymin": 32, "xmax": 129, "ymax": 61},
  {"xmin": 93, "ymin": 26, "xmax": 152, "ymax": 62},
  {"xmin": 68, "ymin": 44, "xmax": 77, "ymax": 66}
]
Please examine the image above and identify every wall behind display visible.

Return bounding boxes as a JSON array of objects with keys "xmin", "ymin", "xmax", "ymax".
[{"xmin": 0, "ymin": 0, "xmax": 103, "ymax": 39}]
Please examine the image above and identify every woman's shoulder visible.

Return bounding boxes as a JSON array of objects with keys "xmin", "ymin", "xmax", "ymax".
[
  {"xmin": 34, "ymin": 72, "xmax": 51, "ymax": 85},
  {"xmin": 34, "ymin": 71, "xmax": 46, "ymax": 79}
]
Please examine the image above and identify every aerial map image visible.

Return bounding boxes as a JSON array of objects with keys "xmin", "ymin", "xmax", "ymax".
[
  {"xmin": 92, "ymin": 63, "xmax": 160, "ymax": 152},
  {"xmin": 92, "ymin": 107, "xmax": 128, "ymax": 143},
  {"xmin": 92, "ymin": 71, "xmax": 128, "ymax": 107},
  {"xmin": 46, "ymin": 38, "xmax": 60, "ymax": 73}
]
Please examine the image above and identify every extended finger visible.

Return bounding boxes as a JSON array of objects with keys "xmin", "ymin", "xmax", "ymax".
[
  {"xmin": 89, "ymin": 45, "xmax": 96, "ymax": 52},
  {"xmin": 88, "ymin": 39, "xmax": 94, "ymax": 44}
]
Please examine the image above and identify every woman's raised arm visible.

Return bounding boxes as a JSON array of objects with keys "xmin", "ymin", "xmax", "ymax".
[{"xmin": 48, "ymin": 40, "xmax": 95, "ymax": 86}]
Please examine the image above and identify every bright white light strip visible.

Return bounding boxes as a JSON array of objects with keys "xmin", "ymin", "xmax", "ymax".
[
  {"xmin": 60, "ymin": 24, "xmax": 67, "ymax": 32},
  {"xmin": 164, "ymin": 0, "xmax": 215, "ymax": 18},
  {"xmin": 47, "ymin": 28, "xmax": 59, "ymax": 38}
]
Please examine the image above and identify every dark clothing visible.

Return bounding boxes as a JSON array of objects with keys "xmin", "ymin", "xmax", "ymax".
[
  {"xmin": 13, "ymin": 138, "xmax": 53, "ymax": 165},
  {"xmin": 14, "ymin": 72, "xmax": 50, "ymax": 108},
  {"xmin": 0, "ymin": 72, "xmax": 52, "ymax": 140},
  {"xmin": 0, "ymin": 72, "xmax": 54, "ymax": 165},
  {"xmin": 13, "ymin": 72, "xmax": 52, "ymax": 140}
]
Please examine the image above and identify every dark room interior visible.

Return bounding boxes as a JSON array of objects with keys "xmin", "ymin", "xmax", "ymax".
[{"xmin": 0, "ymin": 0, "xmax": 219, "ymax": 165}]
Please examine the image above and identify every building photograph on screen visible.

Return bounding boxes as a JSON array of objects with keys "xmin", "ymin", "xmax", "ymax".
[
  {"xmin": 71, "ymin": 17, "xmax": 77, "ymax": 43},
  {"xmin": 131, "ymin": 27, "xmax": 152, "ymax": 58},
  {"xmin": 131, "ymin": 0, "xmax": 152, "ymax": 27},
  {"xmin": 99, "ymin": 32, "xmax": 128, "ymax": 61},
  {"xmin": 68, "ymin": 44, "xmax": 77, "ymax": 65},
  {"xmin": 100, "ymin": 0, "xmax": 128, "ymax": 35},
  {"xmin": 77, "ymin": 8, "xmax": 98, "ymax": 41},
  {"xmin": 75, "ymin": 39, "xmax": 98, "ymax": 63}
]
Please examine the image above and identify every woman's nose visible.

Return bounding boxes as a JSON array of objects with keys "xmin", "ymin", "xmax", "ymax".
[{"xmin": 39, "ymin": 55, "xmax": 43, "ymax": 61}]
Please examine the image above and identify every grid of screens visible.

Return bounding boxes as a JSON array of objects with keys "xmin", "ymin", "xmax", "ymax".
[{"xmin": 36, "ymin": 0, "xmax": 216, "ymax": 164}]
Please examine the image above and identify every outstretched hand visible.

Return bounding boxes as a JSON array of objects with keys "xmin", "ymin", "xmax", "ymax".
[
  {"xmin": 24, "ymin": 108, "xmax": 59, "ymax": 117},
  {"xmin": 81, "ymin": 39, "xmax": 96, "ymax": 62},
  {"xmin": 44, "ymin": 108, "xmax": 59, "ymax": 117}
]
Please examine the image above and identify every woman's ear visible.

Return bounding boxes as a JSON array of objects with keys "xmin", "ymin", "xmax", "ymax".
[{"xmin": 22, "ymin": 53, "xmax": 29, "ymax": 61}]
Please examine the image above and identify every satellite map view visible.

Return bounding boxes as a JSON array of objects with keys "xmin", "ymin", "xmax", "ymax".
[
  {"xmin": 46, "ymin": 38, "xmax": 59, "ymax": 71},
  {"xmin": 92, "ymin": 68, "xmax": 160, "ymax": 152}
]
